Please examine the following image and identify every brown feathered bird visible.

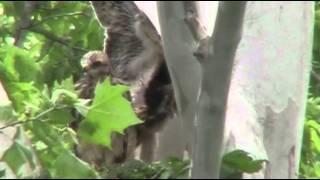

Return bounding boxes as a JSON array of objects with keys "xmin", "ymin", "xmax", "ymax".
[
  {"xmin": 73, "ymin": 1, "xmax": 176, "ymax": 167},
  {"xmin": 74, "ymin": 51, "xmax": 139, "ymax": 167}
]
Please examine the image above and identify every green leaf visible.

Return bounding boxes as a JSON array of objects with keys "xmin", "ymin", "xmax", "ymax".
[
  {"xmin": 220, "ymin": 149, "xmax": 268, "ymax": 178},
  {"xmin": 315, "ymin": 162, "xmax": 320, "ymax": 177},
  {"xmin": 222, "ymin": 150, "xmax": 267, "ymax": 173},
  {"xmin": 47, "ymin": 109, "xmax": 74, "ymax": 125},
  {"xmin": 74, "ymin": 99, "xmax": 90, "ymax": 116},
  {"xmin": 103, "ymin": 157, "xmax": 191, "ymax": 179},
  {"xmin": 53, "ymin": 77, "xmax": 77, "ymax": 94},
  {"xmin": 0, "ymin": 62, "xmax": 16, "ymax": 84},
  {"xmin": 51, "ymin": 151, "xmax": 99, "ymax": 179},
  {"xmin": 7, "ymin": 82, "xmax": 42, "ymax": 113},
  {"xmin": 2, "ymin": 45, "xmax": 41, "ymax": 85},
  {"xmin": 2, "ymin": 128, "xmax": 38, "ymax": 178},
  {"xmin": 51, "ymin": 89, "xmax": 78, "ymax": 106},
  {"xmin": 78, "ymin": 79, "xmax": 142, "ymax": 148},
  {"xmin": 30, "ymin": 121, "xmax": 65, "ymax": 150},
  {"xmin": 310, "ymin": 129, "xmax": 320, "ymax": 152},
  {"xmin": 159, "ymin": 170, "xmax": 171, "ymax": 179},
  {"xmin": 29, "ymin": 121, "xmax": 71, "ymax": 172},
  {"xmin": 0, "ymin": 101, "xmax": 17, "ymax": 123},
  {"xmin": 0, "ymin": 168, "xmax": 5, "ymax": 178},
  {"xmin": 51, "ymin": 77, "xmax": 90, "ymax": 116}
]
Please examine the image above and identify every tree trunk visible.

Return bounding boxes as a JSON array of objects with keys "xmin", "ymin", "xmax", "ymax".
[
  {"xmin": 156, "ymin": 1, "xmax": 202, "ymax": 159},
  {"xmin": 158, "ymin": 1, "xmax": 247, "ymax": 178},
  {"xmin": 231, "ymin": 2, "xmax": 314, "ymax": 178},
  {"xmin": 156, "ymin": 1, "xmax": 313, "ymax": 179}
]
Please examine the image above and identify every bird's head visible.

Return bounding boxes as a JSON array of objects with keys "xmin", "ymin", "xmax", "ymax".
[{"xmin": 81, "ymin": 51, "xmax": 111, "ymax": 77}]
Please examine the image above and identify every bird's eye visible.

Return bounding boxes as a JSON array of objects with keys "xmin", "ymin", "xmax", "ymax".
[
  {"xmin": 91, "ymin": 61, "xmax": 102, "ymax": 68},
  {"xmin": 83, "ymin": 66, "xmax": 89, "ymax": 72}
]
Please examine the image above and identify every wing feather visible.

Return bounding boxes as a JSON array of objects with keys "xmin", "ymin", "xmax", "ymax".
[{"xmin": 90, "ymin": 1, "xmax": 162, "ymax": 84}]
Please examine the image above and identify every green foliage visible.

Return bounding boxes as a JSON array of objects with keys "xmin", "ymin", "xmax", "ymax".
[
  {"xmin": 0, "ymin": 101, "xmax": 17, "ymax": 123},
  {"xmin": 310, "ymin": 2, "xmax": 320, "ymax": 96},
  {"xmin": 98, "ymin": 151, "xmax": 266, "ymax": 179},
  {"xmin": 299, "ymin": 97, "xmax": 320, "ymax": 178},
  {"xmin": 0, "ymin": 1, "xmax": 104, "ymax": 88},
  {"xmin": 79, "ymin": 80, "xmax": 142, "ymax": 148},
  {"xmin": 299, "ymin": 2, "xmax": 320, "ymax": 179},
  {"xmin": 51, "ymin": 152, "xmax": 99, "ymax": 179},
  {"xmin": 0, "ymin": 1, "xmax": 316, "ymax": 179},
  {"xmin": 0, "ymin": 1, "xmax": 133, "ymax": 178},
  {"xmin": 101, "ymin": 158, "xmax": 191, "ymax": 179},
  {"xmin": 0, "ymin": 168, "xmax": 5, "ymax": 178},
  {"xmin": 220, "ymin": 150, "xmax": 267, "ymax": 179},
  {"xmin": 2, "ymin": 128, "xmax": 38, "ymax": 178}
]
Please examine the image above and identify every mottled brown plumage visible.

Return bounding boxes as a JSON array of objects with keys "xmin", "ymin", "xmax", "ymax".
[
  {"xmin": 74, "ymin": 1, "xmax": 176, "ymax": 166},
  {"xmin": 74, "ymin": 51, "xmax": 139, "ymax": 167},
  {"xmin": 91, "ymin": 1, "xmax": 163, "ymax": 86},
  {"xmin": 75, "ymin": 51, "xmax": 110, "ymax": 99}
]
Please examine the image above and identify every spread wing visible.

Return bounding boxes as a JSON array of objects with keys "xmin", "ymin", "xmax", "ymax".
[
  {"xmin": 87, "ymin": 1, "xmax": 176, "ymax": 163},
  {"xmin": 90, "ymin": 0, "xmax": 175, "ymax": 132},
  {"xmin": 90, "ymin": 1, "xmax": 162, "ymax": 84}
]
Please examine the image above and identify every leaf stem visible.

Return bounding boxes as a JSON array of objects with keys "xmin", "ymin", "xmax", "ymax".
[{"xmin": 0, "ymin": 106, "xmax": 67, "ymax": 130}]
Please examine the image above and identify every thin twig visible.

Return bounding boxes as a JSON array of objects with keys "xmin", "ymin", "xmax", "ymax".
[
  {"xmin": 30, "ymin": 12, "xmax": 89, "ymax": 28},
  {"xmin": 36, "ymin": 40, "xmax": 54, "ymax": 62},
  {"xmin": 28, "ymin": 27, "xmax": 88, "ymax": 52},
  {"xmin": 0, "ymin": 106, "xmax": 66, "ymax": 130}
]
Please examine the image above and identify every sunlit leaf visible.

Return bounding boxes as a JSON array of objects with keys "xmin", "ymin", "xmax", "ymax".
[
  {"xmin": 2, "ymin": 128, "xmax": 38, "ymax": 178},
  {"xmin": 78, "ymin": 79, "xmax": 142, "ymax": 148},
  {"xmin": 0, "ymin": 101, "xmax": 17, "ymax": 123},
  {"xmin": 0, "ymin": 168, "xmax": 5, "ymax": 178},
  {"xmin": 47, "ymin": 109, "xmax": 74, "ymax": 125},
  {"xmin": 220, "ymin": 149, "xmax": 268, "ymax": 178},
  {"xmin": 51, "ymin": 151, "xmax": 99, "ymax": 179}
]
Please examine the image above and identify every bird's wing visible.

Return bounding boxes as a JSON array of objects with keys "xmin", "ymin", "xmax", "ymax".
[{"xmin": 90, "ymin": 1, "xmax": 162, "ymax": 79}]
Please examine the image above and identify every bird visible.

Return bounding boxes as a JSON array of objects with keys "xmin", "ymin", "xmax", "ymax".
[
  {"xmin": 75, "ymin": 51, "xmax": 111, "ymax": 99},
  {"xmin": 74, "ymin": 50, "xmax": 140, "ymax": 167},
  {"xmin": 73, "ymin": 1, "xmax": 176, "ymax": 166}
]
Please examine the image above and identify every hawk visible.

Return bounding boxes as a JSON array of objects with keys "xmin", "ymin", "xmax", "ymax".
[{"xmin": 73, "ymin": 1, "xmax": 176, "ymax": 167}]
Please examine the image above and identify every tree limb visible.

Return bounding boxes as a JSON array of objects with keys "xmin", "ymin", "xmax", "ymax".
[
  {"xmin": 157, "ymin": 1, "xmax": 202, "ymax": 161},
  {"xmin": 14, "ymin": 1, "xmax": 37, "ymax": 47},
  {"xmin": 183, "ymin": 2, "xmax": 208, "ymax": 42},
  {"xmin": 28, "ymin": 27, "xmax": 88, "ymax": 52},
  {"xmin": 191, "ymin": 1, "xmax": 247, "ymax": 179},
  {"xmin": 0, "ymin": 106, "xmax": 65, "ymax": 131},
  {"xmin": 30, "ymin": 12, "xmax": 89, "ymax": 28},
  {"xmin": 13, "ymin": 2, "xmax": 88, "ymax": 52},
  {"xmin": 211, "ymin": 2, "xmax": 247, "ymax": 49}
]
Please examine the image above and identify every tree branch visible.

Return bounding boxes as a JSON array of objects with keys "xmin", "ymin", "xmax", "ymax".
[
  {"xmin": 30, "ymin": 12, "xmax": 89, "ymax": 28},
  {"xmin": 211, "ymin": 2, "xmax": 247, "ymax": 48},
  {"xmin": 0, "ymin": 106, "xmax": 65, "ymax": 130},
  {"xmin": 14, "ymin": 1, "xmax": 37, "ymax": 47},
  {"xmin": 157, "ymin": 1, "xmax": 202, "ymax": 161},
  {"xmin": 13, "ymin": 3, "xmax": 88, "ymax": 53},
  {"xmin": 191, "ymin": 1, "xmax": 247, "ymax": 179},
  {"xmin": 28, "ymin": 27, "xmax": 88, "ymax": 52},
  {"xmin": 183, "ymin": 2, "xmax": 208, "ymax": 42}
]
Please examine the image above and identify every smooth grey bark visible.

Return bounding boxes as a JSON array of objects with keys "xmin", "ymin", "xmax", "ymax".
[
  {"xmin": 156, "ymin": 2, "xmax": 202, "ymax": 160},
  {"xmin": 147, "ymin": 1, "xmax": 313, "ymax": 179},
  {"xmin": 158, "ymin": 1, "xmax": 247, "ymax": 178},
  {"xmin": 191, "ymin": 2, "xmax": 247, "ymax": 179},
  {"xmin": 234, "ymin": 2, "xmax": 314, "ymax": 178}
]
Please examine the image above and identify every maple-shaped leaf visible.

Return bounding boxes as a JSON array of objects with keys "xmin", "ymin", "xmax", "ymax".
[{"xmin": 78, "ymin": 79, "xmax": 142, "ymax": 148}]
